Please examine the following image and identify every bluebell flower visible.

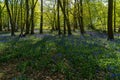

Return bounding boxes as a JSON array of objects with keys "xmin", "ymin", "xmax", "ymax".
[
  {"xmin": 107, "ymin": 65, "xmax": 112, "ymax": 71},
  {"xmin": 93, "ymin": 43, "xmax": 98, "ymax": 46},
  {"xmin": 0, "ymin": 39, "xmax": 7, "ymax": 42},
  {"xmin": 118, "ymin": 49, "xmax": 120, "ymax": 52},
  {"xmin": 93, "ymin": 50, "xmax": 102, "ymax": 56},
  {"xmin": 106, "ymin": 54, "xmax": 110, "ymax": 58},
  {"xmin": 69, "ymin": 58, "xmax": 74, "ymax": 62},
  {"xmin": 56, "ymin": 53, "xmax": 62, "ymax": 57},
  {"xmin": 51, "ymin": 56, "xmax": 56, "ymax": 63},
  {"xmin": 96, "ymin": 69, "xmax": 99, "ymax": 72},
  {"xmin": 111, "ymin": 73, "xmax": 116, "ymax": 78},
  {"xmin": 115, "ymin": 73, "xmax": 120, "ymax": 77},
  {"xmin": 12, "ymin": 78, "xmax": 16, "ymax": 80},
  {"xmin": 82, "ymin": 41, "xmax": 87, "ymax": 45},
  {"xmin": 65, "ymin": 45, "xmax": 69, "ymax": 50},
  {"xmin": 107, "ymin": 65, "xmax": 118, "ymax": 72}
]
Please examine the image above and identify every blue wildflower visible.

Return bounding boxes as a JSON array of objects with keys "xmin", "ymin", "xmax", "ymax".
[
  {"xmin": 116, "ymin": 73, "xmax": 120, "ymax": 77},
  {"xmin": 111, "ymin": 73, "xmax": 116, "ymax": 78},
  {"xmin": 56, "ymin": 53, "xmax": 62, "ymax": 57}
]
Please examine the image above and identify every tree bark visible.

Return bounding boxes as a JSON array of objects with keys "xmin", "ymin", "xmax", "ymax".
[
  {"xmin": 25, "ymin": 0, "xmax": 30, "ymax": 34},
  {"xmin": 63, "ymin": 0, "xmax": 66, "ymax": 34},
  {"xmin": 108, "ymin": 0, "xmax": 114, "ymax": 40},
  {"xmin": 40, "ymin": 0, "xmax": 43, "ymax": 34},
  {"xmin": 20, "ymin": 0, "xmax": 24, "ymax": 36},
  {"xmin": 57, "ymin": 0, "xmax": 61, "ymax": 35},
  {"xmin": 58, "ymin": 0, "xmax": 72, "ymax": 35},
  {"xmin": 114, "ymin": 0, "xmax": 116, "ymax": 32},
  {"xmin": 31, "ymin": 0, "xmax": 35, "ymax": 34},
  {"xmin": 0, "ymin": 5, "xmax": 2, "ymax": 31},
  {"xmin": 73, "ymin": 0, "xmax": 77, "ymax": 32},
  {"xmin": 5, "ymin": 0, "xmax": 15, "ymax": 36},
  {"xmin": 80, "ymin": 0, "xmax": 85, "ymax": 34}
]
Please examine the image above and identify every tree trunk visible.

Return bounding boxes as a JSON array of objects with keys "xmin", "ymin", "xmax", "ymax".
[
  {"xmin": 25, "ymin": 0, "xmax": 30, "ymax": 34},
  {"xmin": 63, "ymin": 0, "xmax": 66, "ymax": 34},
  {"xmin": 40, "ymin": 0, "xmax": 43, "ymax": 34},
  {"xmin": 31, "ymin": 0, "xmax": 35, "ymax": 34},
  {"xmin": 57, "ymin": 0, "xmax": 61, "ymax": 35},
  {"xmin": 58, "ymin": 0, "xmax": 72, "ymax": 35},
  {"xmin": 5, "ymin": 0, "xmax": 15, "ymax": 36},
  {"xmin": 80, "ymin": 0, "xmax": 85, "ymax": 34},
  {"xmin": 114, "ymin": 0, "xmax": 116, "ymax": 32},
  {"xmin": 52, "ymin": 3, "xmax": 56, "ymax": 31},
  {"xmin": 0, "ymin": 5, "xmax": 2, "ymax": 31},
  {"xmin": 73, "ymin": 0, "xmax": 77, "ymax": 32},
  {"xmin": 108, "ymin": 0, "xmax": 114, "ymax": 40},
  {"xmin": 0, "ymin": 19, "xmax": 2, "ymax": 31},
  {"xmin": 86, "ymin": 0, "xmax": 93, "ymax": 29},
  {"xmin": 66, "ymin": 0, "xmax": 72, "ymax": 35},
  {"xmin": 20, "ymin": 0, "xmax": 24, "ymax": 36}
]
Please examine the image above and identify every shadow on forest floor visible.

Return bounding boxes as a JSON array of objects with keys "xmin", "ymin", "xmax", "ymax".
[{"xmin": 0, "ymin": 31, "xmax": 120, "ymax": 79}]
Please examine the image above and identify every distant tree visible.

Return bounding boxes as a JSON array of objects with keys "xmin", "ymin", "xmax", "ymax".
[
  {"xmin": 86, "ymin": 0, "xmax": 94, "ymax": 30},
  {"xmin": 0, "ymin": 4, "xmax": 3, "ymax": 31},
  {"xmin": 0, "ymin": 4, "xmax": 1, "ymax": 31},
  {"xmin": 108, "ymin": 0, "xmax": 114, "ymax": 40},
  {"xmin": 52, "ymin": 0, "xmax": 56, "ymax": 31}
]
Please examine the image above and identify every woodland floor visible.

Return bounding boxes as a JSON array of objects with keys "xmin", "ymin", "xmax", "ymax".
[{"xmin": 0, "ymin": 31, "xmax": 120, "ymax": 80}]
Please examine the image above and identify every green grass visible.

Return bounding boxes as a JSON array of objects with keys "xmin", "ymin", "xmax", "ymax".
[{"xmin": 0, "ymin": 35, "xmax": 120, "ymax": 80}]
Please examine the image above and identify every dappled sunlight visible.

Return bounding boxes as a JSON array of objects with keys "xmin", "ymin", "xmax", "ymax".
[
  {"xmin": 0, "ymin": 33, "xmax": 120, "ymax": 79},
  {"xmin": 1, "ymin": 0, "xmax": 120, "ymax": 79}
]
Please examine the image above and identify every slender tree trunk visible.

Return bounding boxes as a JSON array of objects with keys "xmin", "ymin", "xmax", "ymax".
[
  {"xmin": 57, "ymin": 0, "xmax": 61, "ymax": 35},
  {"xmin": 66, "ymin": 0, "xmax": 72, "ymax": 35},
  {"xmin": 25, "ymin": 0, "xmax": 30, "ymax": 34},
  {"xmin": 63, "ymin": 0, "xmax": 66, "ymax": 34},
  {"xmin": 31, "ymin": 9, "xmax": 34, "ymax": 34},
  {"xmin": 0, "ymin": 4, "xmax": 5, "ymax": 31},
  {"xmin": 8, "ymin": 19, "xmax": 10, "ymax": 31},
  {"xmin": 114, "ymin": 0, "xmax": 116, "ymax": 32},
  {"xmin": 86, "ymin": 0, "xmax": 93, "ymax": 29},
  {"xmin": 31, "ymin": 0, "xmax": 35, "ymax": 34},
  {"xmin": 20, "ymin": 0, "xmax": 24, "ymax": 36},
  {"xmin": 73, "ymin": 0, "xmax": 77, "ymax": 32},
  {"xmin": 77, "ymin": 0, "xmax": 81, "ymax": 34},
  {"xmin": 0, "ymin": 19, "xmax": 2, "ymax": 31},
  {"xmin": 80, "ymin": 0, "xmax": 85, "ymax": 34},
  {"xmin": 5, "ymin": 0, "xmax": 15, "ymax": 36},
  {"xmin": 52, "ymin": 3, "xmax": 56, "ymax": 31},
  {"xmin": 40, "ymin": 0, "xmax": 43, "ymax": 34},
  {"xmin": 108, "ymin": 0, "xmax": 114, "ymax": 40},
  {"xmin": 16, "ymin": 7, "xmax": 20, "ymax": 32},
  {"xmin": 14, "ymin": 0, "xmax": 19, "ymax": 32},
  {"xmin": 0, "ymin": 5, "xmax": 2, "ymax": 31},
  {"xmin": 55, "ymin": 0, "xmax": 58, "ymax": 30}
]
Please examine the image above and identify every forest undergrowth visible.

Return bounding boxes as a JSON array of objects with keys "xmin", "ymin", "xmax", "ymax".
[{"xmin": 0, "ymin": 31, "xmax": 120, "ymax": 80}]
